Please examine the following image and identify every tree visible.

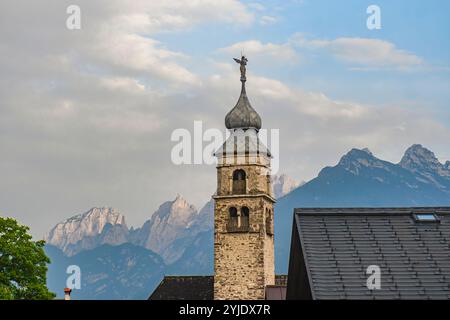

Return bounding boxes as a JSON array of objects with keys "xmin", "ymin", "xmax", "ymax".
[{"xmin": 0, "ymin": 217, "xmax": 55, "ymax": 299}]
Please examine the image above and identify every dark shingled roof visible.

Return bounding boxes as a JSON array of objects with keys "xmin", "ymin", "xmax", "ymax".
[
  {"xmin": 149, "ymin": 276, "xmax": 214, "ymax": 300},
  {"xmin": 287, "ymin": 207, "xmax": 450, "ymax": 300},
  {"xmin": 149, "ymin": 275, "xmax": 288, "ymax": 300}
]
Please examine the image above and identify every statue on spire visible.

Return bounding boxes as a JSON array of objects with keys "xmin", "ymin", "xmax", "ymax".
[{"xmin": 233, "ymin": 56, "xmax": 248, "ymax": 82}]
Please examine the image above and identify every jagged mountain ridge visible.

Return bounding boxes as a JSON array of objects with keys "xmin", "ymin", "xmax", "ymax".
[
  {"xmin": 399, "ymin": 144, "xmax": 450, "ymax": 191},
  {"xmin": 274, "ymin": 144, "xmax": 450, "ymax": 272},
  {"xmin": 45, "ymin": 196, "xmax": 216, "ymax": 299},
  {"xmin": 45, "ymin": 207, "xmax": 128, "ymax": 256},
  {"xmin": 45, "ymin": 196, "xmax": 204, "ymax": 261},
  {"xmin": 45, "ymin": 174, "xmax": 297, "ymax": 260},
  {"xmin": 128, "ymin": 195, "xmax": 211, "ymax": 264}
]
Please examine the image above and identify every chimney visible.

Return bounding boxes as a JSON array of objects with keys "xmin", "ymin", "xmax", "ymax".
[{"xmin": 64, "ymin": 288, "xmax": 72, "ymax": 300}]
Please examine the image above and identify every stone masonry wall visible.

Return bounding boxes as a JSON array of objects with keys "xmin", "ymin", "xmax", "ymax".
[{"xmin": 214, "ymin": 196, "xmax": 274, "ymax": 300}]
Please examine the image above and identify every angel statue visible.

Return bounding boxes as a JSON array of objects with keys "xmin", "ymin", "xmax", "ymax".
[{"xmin": 233, "ymin": 56, "xmax": 248, "ymax": 81}]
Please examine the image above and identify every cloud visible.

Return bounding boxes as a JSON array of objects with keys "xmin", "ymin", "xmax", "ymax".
[
  {"xmin": 291, "ymin": 34, "xmax": 424, "ymax": 70},
  {"xmin": 0, "ymin": 0, "xmax": 254, "ymax": 237},
  {"xmin": 220, "ymin": 35, "xmax": 424, "ymax": 71},
  {"xmin": 90, "ymin": 33, "xmax": 200, "ymax": 86},
  {"xmin": 208, "ymin": 63, "xmax": 450, "ymax": 180},
  {"xmin": 260, "ymin": 15, "xmax": 277, "ymax": 25},
  {"xmin": 99, "ymin": 77, "xmax": 146, "ymax": 93},
  {"xmin": 247, "ymin": 2, "xmax": 266, "ymax": 12},
  {"xmin": 0, "ymin": 0, "xmax": 448, "ymax": 241},
  {"xmin": 98, "ymin": 0, "xmax": 255, "ymax": 33}
]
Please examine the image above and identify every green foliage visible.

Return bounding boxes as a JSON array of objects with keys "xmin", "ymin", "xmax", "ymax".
[{"xmin": 0, "ymin": 217, "xmax": 55, "ymax": 299}]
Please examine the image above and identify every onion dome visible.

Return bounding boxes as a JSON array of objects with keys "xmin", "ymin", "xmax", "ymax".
[{"xmin": 225, "ymin": 56, "xmax": 262, "ymax": 130}]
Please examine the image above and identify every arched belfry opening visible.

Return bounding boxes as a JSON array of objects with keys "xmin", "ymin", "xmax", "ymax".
[
  {"xmin": 229, "ymin": 207, "xmax": 238, "ymax": 226},
  {"xmin": 227, "ymin": 206, "xmax": 249, "ymax": 232},
  {"xmin": 232, "ymin": 169, "xmax": 246, "ymax": 194}
]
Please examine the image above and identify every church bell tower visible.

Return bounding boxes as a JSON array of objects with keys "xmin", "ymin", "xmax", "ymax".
[{"xmin": 213, "ymin": 56, "xmax": 275, "ymax": 300}]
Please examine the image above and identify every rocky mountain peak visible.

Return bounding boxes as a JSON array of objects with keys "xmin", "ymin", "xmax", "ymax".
[
  {"xmin": 128, "ymin": 195, "xmax": 199, "ymax": 264},
  {"xmin": 446, "ymin": 161, "xmax": 450, "ymax": 170},
  {"xmin": 361, "ymin": 148, "xmax": 373, "ymax": 156},
  {"xmin": 172, "ymin": 194, "xmax": 193, "ymax": 210},
  {"xmin": 45, "ymin": 207, "xmax": 128, "ymax": 256},
  {"xmin": 400, "ymin": 144, "xmax": 449, "ymax": 177},
  {"xmin": 339, "ymin": 148, "xmax": 374, "ymax": 164},
  {"xmin": 350, "ymin": 147, "xmax": 373, "ymax": 157},
  {"xmin": 334, "ymin": 148, "xmax": 388, "ymax": 176},
  {"xmin": 400, "ymin": 144, "xmax": 439, "ymax": 165},
  {"xmin": 158, "ymin": 195, "xmax": 197, "ymax": 226},
  {"xmin": 272, "ymin": 174, "xmax": 302, "ymax": 198}
]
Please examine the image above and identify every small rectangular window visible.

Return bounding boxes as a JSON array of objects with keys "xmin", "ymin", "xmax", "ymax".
[{"xmin": 413, "ymin": 213, "xmax": 440, "ymax": 223}]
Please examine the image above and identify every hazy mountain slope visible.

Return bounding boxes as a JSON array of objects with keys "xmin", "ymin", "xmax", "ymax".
[
  {"xmin": 167, "ymin": 229, "xmax": 214, "ymax": 276},
  {"xmin": 45, "ymin": 243, "xmax": 165, "ymax": 300}
]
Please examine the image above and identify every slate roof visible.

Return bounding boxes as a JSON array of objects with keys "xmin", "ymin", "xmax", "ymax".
[
  {"xmin": 287, "ymin": 207, "xmax": 450, "ymax": 300},
  {"xmin": 149, "ymin": 275, "xmax": 288, "ymax": 300},
  {"xmin": 149, "ymin": 276, "xmax": 214, "ymax": 300}
]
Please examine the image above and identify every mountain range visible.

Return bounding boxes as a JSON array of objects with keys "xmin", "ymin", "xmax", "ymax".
[
  {"xmin": 44, "ymin": 145, "xmax": 450, "ymax": 299},
  {"xmin": 274, "ymin": 144, "xmax": 450, "ymax": 272},
  {"xmin": 45, "ymin": 175, "xmax": 296, "ymax": 261},
  {"xmin": 45, "ymin": 174, "xmax": 297, "ymax": 298}
]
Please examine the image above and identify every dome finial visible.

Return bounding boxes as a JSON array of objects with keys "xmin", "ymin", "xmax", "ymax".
[
  {"xmin": 233, "ymin": 55, "xmax": 248, "ymax": 82},
  {"xmin": 225, "ymin": 56, "xmax": 262, "ymax": 130}
]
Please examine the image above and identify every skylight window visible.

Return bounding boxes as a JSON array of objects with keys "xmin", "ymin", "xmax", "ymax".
[{"xmin": 413, "ymin": 213, "xmax": 440, "ymax": 223}]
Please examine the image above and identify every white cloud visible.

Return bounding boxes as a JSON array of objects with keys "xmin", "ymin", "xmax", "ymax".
[
  {"xmin": 102, "ymin": 0, "xmax": 255, "ymax": 32},
  {"xmin": 260, "ymin": 15, "xmax": 277, "ymax": 25},
  {"xmin": 0, "ymin": 0, "xmax": 255, "ymax": 236},
  {"xmin": 292, "ymin": 34, "xmax": 424, "ymax": 70},
  {"xmin": 0, "ymin": 0, "xmax": 448, "ymax": 241},
  {"xmin": 91, "ymin": 33, "xmax": 200, "ymax": 86},
  {"xmin": 100, "ymin": 77, "xmax": 146, "ymax": 92},
  {"xmin": 247, "ymin": 2, "xmax": 266, "ymax": 11},
  {"xmin": 220, "ymin": 35, "xmax": 424, "ymax": 71}
]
